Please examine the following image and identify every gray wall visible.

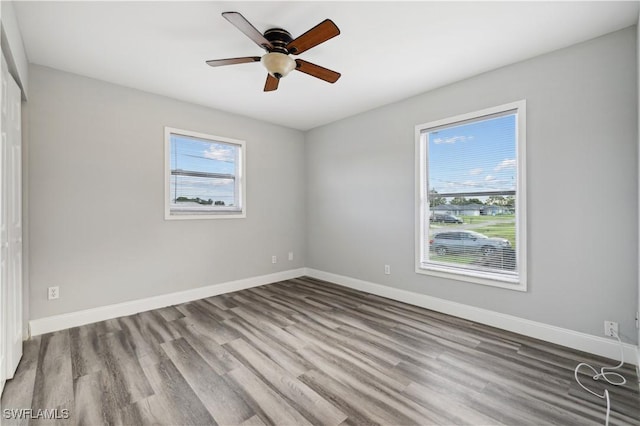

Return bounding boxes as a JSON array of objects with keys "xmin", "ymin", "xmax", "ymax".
[
  {"xmin": 306, "ymin": 27, "xmax": 639, "ymax": 343},
  {"xmin": 28, "ymin": 65, "xmax": 306, "ymax": 319}
]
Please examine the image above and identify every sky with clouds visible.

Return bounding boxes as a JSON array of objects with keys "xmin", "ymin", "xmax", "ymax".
[{"xmin": 428, "ymin": 114, "xmax": 516, "ymax": 197}]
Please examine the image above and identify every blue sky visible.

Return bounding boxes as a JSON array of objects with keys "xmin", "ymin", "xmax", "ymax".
[
  {"xmin": 428, "ymin": 114, "xmax": 516, "ymax": 196},
  {"xmin": 170, "ymin": 134, "xmax": 237, "ymax": 204}
]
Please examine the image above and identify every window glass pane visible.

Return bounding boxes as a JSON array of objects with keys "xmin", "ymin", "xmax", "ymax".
[
  {"xmin": 423, "ymin": 112, "xmax": 518, "ymax": 278},
  {"xmin": 427, "ymin": 196, "xmax": 516, "ymax": 275},
  {"xmin": 428, "ymin": 114, "xmax": 515, "ymax": 196},
  {"xmin": 169, "ymin": 175, "xmax": 236, "ymax": 208},
  {"xmin": 169, "ymin": 133, "xmax": 240, "ymax": 213}
]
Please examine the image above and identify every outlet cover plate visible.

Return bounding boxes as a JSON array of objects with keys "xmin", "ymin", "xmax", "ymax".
[
  {"xmin": 48, "ymin": 286, "xmax": 59, "ymax": 300},
  {"xmin": 604, "ymin": 320, "xmax": 618, "ymax": 337}
]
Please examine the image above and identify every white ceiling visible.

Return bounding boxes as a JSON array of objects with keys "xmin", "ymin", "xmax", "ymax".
[{"xmin": 13, "ymin": 1, "xmax": 640, "ymax": 131}]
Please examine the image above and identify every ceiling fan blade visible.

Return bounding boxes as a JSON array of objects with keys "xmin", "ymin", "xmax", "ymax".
[
  {"xmin": 206, "ymin": 56, "xmax": 261, "ymax": 67},
  {"xmin": 222, "ymin": 12, "xmax": 273, "ymax": 51},
  {"xmin": 295, "ymin": 59, "xmax": 341, "ymax": 83},
  {"xmin": 264, "ymin": 74, "xmax": 279, "ymax": 92},
  {"xmin": 286, "ymin": 19, "xmax": 340, "ymax": 55}
]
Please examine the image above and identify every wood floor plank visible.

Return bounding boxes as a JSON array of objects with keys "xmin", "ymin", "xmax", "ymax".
[
  {"xmin": 292, "ymin": 313, "xmax": 405, "ymax": 367},
  {"xmin": 91, "ymin": 318, "xmax": 122, "ymax": 336},
  {"xmin": 155, "ymin": 306, "xmax": 185, "ymax": 322},
  {"xmin": 299, "ymin": 368, "xmax": 421, "ymax": 425},
  {"xmin": 161, "ymin": 337, "xmax": 254, "ymax": 425},
  {"xmin": 434, "ymin": 350, "xmax": 616, "ymax": 424},
  {"xmin": 69, "ymin": 324, "xmax": 107, "ymax": 380},
  {"xmin": 339, "ymin": 321, "xmax": 444, "ymax": 364},
  {"xmin": 484, "ymin": 381, "xmax": 604, "ymax": 425},
  {"xmin": 73, "ymin": 371, "xmax": 111, "ymax": 426},
  {"xmin": 359, "ymin": 303, "xmax": 484, "ymax": 348},
  {"xmin": 201, "ymin": 294, "xmax": 238, "ymax": 311},
  {"xmin": 178, "ymin": 306, "xmax": 242, "ymax": 345},
  {"xmin": 225, "ymin": 365, "xmax": 314, "ymax": 426},
  {"xmin": 30, "ymin": 331, "xmax": 74, "ymax": 417},
  {"xmin": 239, "ymin": 414, "xmax": 268, "ymax": 426},
  {"xmin": 290, "ymin": 309, "xmax": 343, "ymax": 330},
  {"xmin": 230, "ymin": 306, "xmax": 305, "ymax": 351},
  {"xmin": 231, "ymin": 293, "xmax": 297, "ymax": 327},
  {"xmin": 167, "ymin": 319, "xmax": 242, "ymax": 376},
  {"xmin": 99, "ymin": 330, "xmax": 155, "ymax": 405},
  {"xmin": 224, "ymin": 337, "xmax": 348, "ymax": 425},
  {"xmin": 137, "ymin": 310, "xmax": 181, "ymax": 344},
  {"xmin": 403, "ymin": 380, "xmax": 506, "ymax": 425},
  {"xmin": 116, "ymin": 315, "xmax": 165, "ymax": 365},
  {"xmin": 393, "ymin": 359, "xmax": 488, "ymax": 394},
  {"xmin": 286, "ymin": 322, "xmax": 411, "ymax": 391},
  {"xmin": 1, "ymin": 276, "xmax": 638, "ymax": 426},
  {"xmin": 301, "ymin": 344, "xmax": 448, "ymax": 424},
  {"xmin": 224, "ymin": 316, "xmax": 314, "ymax": 377},
  {"xmin": 125, "ymin": 356, "xmax": 217, "ymax": 426},
  {"xmin": 177, "ymin": 300, "xmax": 230, "ymax": 323}
]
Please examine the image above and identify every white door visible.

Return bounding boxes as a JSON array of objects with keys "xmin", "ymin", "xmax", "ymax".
[
  {"xmin": 0, "ymin": 53, "xmax": 22, "ymax": 394},
  {"xmin": 6, "ymin": 53, "xmax": 22, "ymax": 379},
  {"xmin": 0, "ymin": 52, "xmax": 7, "ymax": 394}
]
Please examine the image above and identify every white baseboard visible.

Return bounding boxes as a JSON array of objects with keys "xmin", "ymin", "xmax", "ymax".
[
  {"xmin": 29, "ymin": 268, "xmax": 306, "ymax": 336},
  {"xmin": 305, "ymin": 268, "xmax": 639, "ymax": 366},
  {"xmin": 28, "ymin": 266, "xmax": 639, "ymax": 366}
]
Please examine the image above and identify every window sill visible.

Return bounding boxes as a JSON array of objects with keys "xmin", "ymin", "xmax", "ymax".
[
  {"xmin": 416, "ymin": 263, "xmax": 526, "ymax": 291},
  {"xmin": 165, "ymin": 211, "xmax": 246, "ymax": 220}
]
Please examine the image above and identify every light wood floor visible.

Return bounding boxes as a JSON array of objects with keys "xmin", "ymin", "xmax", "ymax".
[{"xmin": 2, "ymin": 277, "xmax": 639, "ymax": 425}]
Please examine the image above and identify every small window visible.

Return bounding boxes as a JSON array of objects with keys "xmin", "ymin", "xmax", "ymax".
[
  {"xmin": 165, "ymin": 127, "xmax": 245, "ymax": 220},
  {"xmin": 415, "ymin": 101, "xmax": 526, "ymax": 290}
]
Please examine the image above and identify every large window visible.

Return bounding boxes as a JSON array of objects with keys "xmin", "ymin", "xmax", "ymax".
[
  {"xmin": 415, "ymin": 101, "xmax": 526, "ymax": 290},
  {"xmin": 165, "ymin": 127, "xmax": 245, "ymax": 219}
]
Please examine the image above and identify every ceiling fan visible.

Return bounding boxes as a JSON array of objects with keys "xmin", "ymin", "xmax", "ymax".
[{"xmin": 206, "ymin": 12, "xmax": 341, "ymax": 92}]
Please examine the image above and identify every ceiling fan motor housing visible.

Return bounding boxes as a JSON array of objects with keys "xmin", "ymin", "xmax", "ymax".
[{"xmin": 264, "ymin": 28, "xmax": 293, "ymax": 54}]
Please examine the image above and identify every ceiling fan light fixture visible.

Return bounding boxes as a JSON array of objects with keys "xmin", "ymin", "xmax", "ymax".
[{"xmin": 261, "ymin": 52, "xmax": 296, "ymax": 79}]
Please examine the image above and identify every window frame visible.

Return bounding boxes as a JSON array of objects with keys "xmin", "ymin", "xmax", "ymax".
[
  {"xmin": 164, "ymin": 127, "xmax": 246, "ymax": 220},
  {"xmin": 414, "ymin": 100, "xmax": 527, "ymax": 291}
]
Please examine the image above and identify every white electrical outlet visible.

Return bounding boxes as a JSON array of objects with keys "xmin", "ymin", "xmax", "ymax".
[
  {"xmin": 288, "ymin": 252, "xmax": 294, "ymax": 261},
  {"xmin": 272, "ymin": 255, "xmax": 277, "ymax": 264},
  {"xmin": 604, "ymin": 320, "xmax": 618, "ymax": 337},
  {"xmin": 384, "ymin": 265, "xmax": 391, "ymax": 275},
  {"xmin": 48, "ymin": 286, "xmax": 59, "ymax": 300}
]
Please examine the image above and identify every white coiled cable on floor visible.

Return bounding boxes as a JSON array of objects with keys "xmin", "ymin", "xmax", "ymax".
[{"xmin": 574, "ymin": 330, "xmax": 626, "ymax": 426}]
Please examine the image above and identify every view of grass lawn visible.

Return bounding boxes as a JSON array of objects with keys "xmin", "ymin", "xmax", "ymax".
[
  {"xmin": 460, "ymin": 214, "xmax": 515, "ymax": 223},
  {"xmin": 431, "ymin": 254, "xmax": 477, "ymax": 265},
  {"xmin": 472, "ymin": 222, "xmax": 516, "ymax": 247}
]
